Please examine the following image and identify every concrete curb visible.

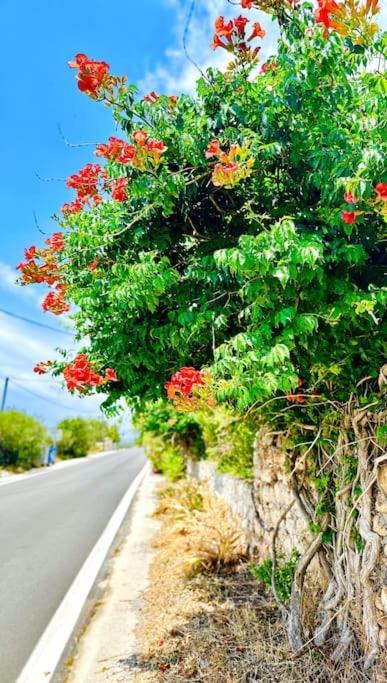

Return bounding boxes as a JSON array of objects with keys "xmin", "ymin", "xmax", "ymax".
[{"xmin": 16, "ymin": 462, "xmax": 150, "ymax": 683}]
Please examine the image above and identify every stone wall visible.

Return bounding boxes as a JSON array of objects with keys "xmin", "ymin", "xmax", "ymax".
[
  {"xmin": 187, "ymin": 428, "xmax": 312, "ymax": 560},
  {"xmin": 186, "ymin": 458, "xmax": 261, "ymax": 548},
  {"xmin": 187, "ymin": 425, "xmax": 387, "ymax": 671}
]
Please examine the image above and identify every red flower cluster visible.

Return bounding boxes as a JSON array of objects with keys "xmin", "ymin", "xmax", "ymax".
[
  {"xmin": 111, "ymin": 177, "xmax": 128, "ymax": 202},
  {"xmin": 165, "ymin": 367, "xmax": 206, "ymax": 400},
  {"xmin": 375, "ymin": 182, "xmax": 387, "ymax": 202},
  {"xmin": 285, "ymin": 393, "xmax": 306, "ymax": 404},
  {"xmin": 341, "ymin": 210, "xmax": 357, "ymax": 225},
  {"xmin": 314, "ymin": 0, "xmax": 340, "ymax": 36},
  {"xmin": 17, "ymin": 247, "xmax": 61, "ymax": 285},
  {"xmin": 205, "ymin": 139, "xmax": 254, "ymax": 188},
  {"xmin": 130, "ymin": 130, "xmax": 167, "ymax": 170},
  {"xmin": 33, "ymin": 360, "xmax": 53, "ymax": 375},
  {"xmin": 205, "ymin": 140, "xmax": 222, "ymax": 159},
  {"xmin": 105, "ymin": 368, "xmax": 118, "ymax": 381},
  {"xmin": 63, "ymin": 354, "xmax": 118, "ymax": 393},
  {"xmin": 340, "ymin": 187, "xmax": 379, "ymax": 225},
  {"xmin": 211, "ymin": 14, "xmax": 265, "ymax": 62},
  {"xmin": 45, "ymin": 232, "xmax": 64, "ymax": 252},
  {"xmin": 165, "ymin": 367, "xmax": 215, "ymax": 412},
  {"xmin": 25, "ymin": 245, "xmax": 37, "ymax": 260},
  {"xmin": 314, "ymin": 0, "xmax": 380, "ymax": 38},
  {"xmin": 95, "ymin": 131, "xmax": 167, "ymax": 173},
  {"xmin": 88, "ymin": 259, "xmax": 100, "ymax": 272},
  {"xmin": 343, "ymin": 191, "xmax": 357, "ymax": 204},
  {"xmin": 20, "ymin": 235, "xmax": 64, "ymax": 275},
  {"xmin": 341, "ymin": 190, "xmax": 359, "ymax": 225},
  {"xmin": 66, "ymin": 163, "xmax": 105, "ymax": 200},
  {"xmin": 261, "ymin": 60, "xmax": 278, "ymax": 73},
  {"xmin": 144, "ymin": 91, "xmax": 159, "ymax": 103},
  {"xmin": 133, "ymin": 130, "xmax": 148, "ymax": 146},
  {"xmin": 95, "ymin": 136, "xmax": 136, "ymax": 164},
  {"xmin": 18, "ymin": 235, "xmax": 69, "ymax": 316},
  {"xmin": 68, "ymin": 53, "xmax": 110, "ymax": 97},
  {"xmin": 62, "ymin": 163, "xmax": 106, "ymax": 214},
  {"xmin": 17, "ymin": 259, "xmax": 59, "ymax": 285},
  {"xmin": 42, "ymin": 285, "xmax": 70, "ymax": 316},
  {"xmin": 61, "ymin": 198, "xmax": 85, "ymax": 215}
]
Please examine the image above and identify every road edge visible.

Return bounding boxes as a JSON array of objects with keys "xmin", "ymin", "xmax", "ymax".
[
  {"xmin": 0, "ymin": 449, "xmax": 123, "ymax": 487},
  {"xmin": 16, "ymin": 461, "xmax": 150, "ymax": 683}
]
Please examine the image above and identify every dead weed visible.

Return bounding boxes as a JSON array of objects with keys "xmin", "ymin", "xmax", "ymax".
[{"xmin": 120, "ymin": 481, "xmax": 376, "ymax": 683}]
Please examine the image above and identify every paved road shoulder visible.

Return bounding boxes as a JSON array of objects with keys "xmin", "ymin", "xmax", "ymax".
[{"xmin": 66, "ymin": 471, "xmax": 161, "ymax": 683}]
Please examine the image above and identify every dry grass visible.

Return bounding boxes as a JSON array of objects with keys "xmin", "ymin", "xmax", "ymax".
[
  {"xmin": 155, "ymin": 480, "xmax": 246, "ymax": 576},
  {"xmin": 117, "ymin": 481, "xmax": 378, "ymax": 683}
]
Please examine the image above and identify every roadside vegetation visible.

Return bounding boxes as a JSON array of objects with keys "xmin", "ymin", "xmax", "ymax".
[
  {"xmin": 17, "ymin": 0, "xmax": 386, "ymax": 675},
  {"xmin": 57, "ymin": 417, "xmax": 120, "ymax": 459},
  {"xmin": 0, "ymin": 409, "xmax": 50, "ymax": 470},
  {"xmin": 0, "ymin": 410, "xmax": 120, "ymax": 469}
]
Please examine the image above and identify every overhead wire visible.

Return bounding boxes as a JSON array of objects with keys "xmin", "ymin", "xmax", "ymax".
[
  {"xmin": 5, "ymin": 377, "xmax": 100, "ymax": 415},
  {"xmin": 0, "ymin": 308, "xmax": 73, "ymax": 335}
]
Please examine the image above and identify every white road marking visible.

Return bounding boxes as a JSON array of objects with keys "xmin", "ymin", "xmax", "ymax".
[{"xmin": 16, "ymin": 461, "xmax": 150, "ymax": 683}]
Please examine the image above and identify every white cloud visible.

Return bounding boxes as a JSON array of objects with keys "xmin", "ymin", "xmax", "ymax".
[
  {"xmin": 139, "ymin": 0, "xmax": 279, "ymax": 95},
  {"xmin": 0, "ymin": 311, "xmax": 105, "ymax": 427}
]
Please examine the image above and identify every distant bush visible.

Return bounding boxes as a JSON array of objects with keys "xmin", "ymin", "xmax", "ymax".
[
  {"xmin": 0, "ymin": 410, "xmax": 50, "ymax": 469},
  {"xmin": 56, "ymin": 417, "xmax": 121, "ymax": 458},
  {"xmin": 106, "ymin": 422, "xmax": 120, "ymax": 444},
  {"xmin": 87, "ymin": 418, "xmax": 121, "ymax": 446},
  {"xmin": 57, "ymin": 417, "xmax": 95, "ymax": 458}
]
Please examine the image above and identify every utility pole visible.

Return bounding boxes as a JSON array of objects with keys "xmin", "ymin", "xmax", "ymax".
[{"xmin": 1, "ymin": 377, "xmax": 9, "ymax": 412}]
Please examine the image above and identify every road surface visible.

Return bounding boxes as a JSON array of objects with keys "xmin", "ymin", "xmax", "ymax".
[{"xmin": 0, "ymin": 448, "xmax": 146, "ymax": 683}]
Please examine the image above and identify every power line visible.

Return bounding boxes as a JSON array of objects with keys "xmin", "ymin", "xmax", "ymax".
[
  {"xmin": 0, "ymin": 308, "xmax": 73, "ymax": 336},
  {"xmin": 7, "ymin": 378, "xmax": 100, "ymax": 415},
  {"xmin": 0, "ymin": 371, "xmax": 61, "ymax": 385},
  {"xmin": 182, "ymin": 0, "xmax": 208, "ymax": 82},
  {"xmin": 3, "ymin": 376, "xmax": 62, "ymax": 384}
]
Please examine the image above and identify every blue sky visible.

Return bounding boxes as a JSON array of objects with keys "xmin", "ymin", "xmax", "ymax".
[{"xmin": 0, "ymin": 0, "xmax": 384, "ymax": 431}]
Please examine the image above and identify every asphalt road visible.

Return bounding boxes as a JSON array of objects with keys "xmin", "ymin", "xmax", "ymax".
[{"xmin": 0, "ymin": 448, "xmax": 146, "ymax": 683}]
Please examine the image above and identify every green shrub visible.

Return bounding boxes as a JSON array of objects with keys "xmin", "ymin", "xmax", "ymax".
[
  {"xmin": 87, "ymin": 418, "xmax": 121, "ymax": 448},
  {"xmin": 136, "ymin": 402, "xmax": 255, "ymax": 480},
  {"xmin": 135, "ymin": 399, "xmax": 205, "ymax": 459},
  {"xmin": 251, "ymin": 549, "xmax": 300, "ymax": 603},
  {"xmin": 56, "ymin": 417, "xmax": 120, "ymax": 457},
  {"xmin": 107, "ymin": 423, "xmax": 121, "ymax": 444},
  {"xmin": 196, "ymin": 406, "xmax": 257, "ymax": 480},
  {"xmin": 142, "ymin": 433, "xmax": 185, "ymax": 481},
  {"xmin": 0, "ymin": 410, "xmax": 50, "ymax": 469},
  {"xmin": 56, "ymin": 417, "xmax": 95, "ymax": 458}
]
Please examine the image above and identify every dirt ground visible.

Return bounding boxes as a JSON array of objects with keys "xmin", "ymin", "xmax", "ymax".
[{"xmin": 126, "ymin": 481, "xmax": 376, "ymax": 683}]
